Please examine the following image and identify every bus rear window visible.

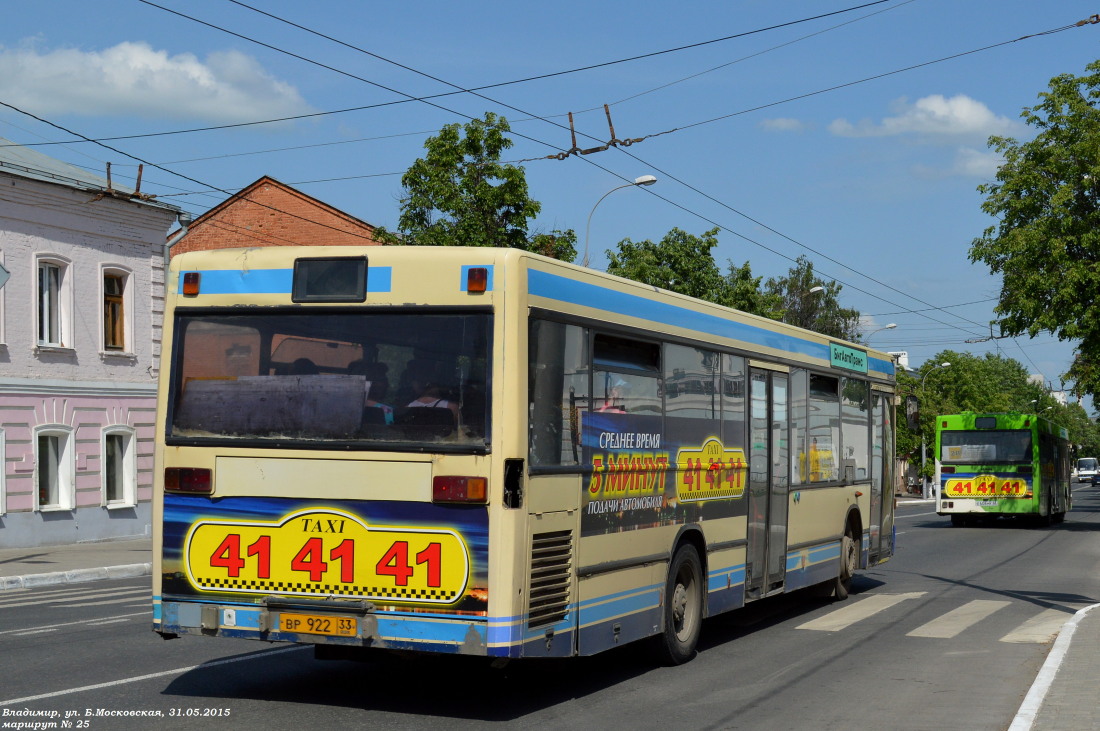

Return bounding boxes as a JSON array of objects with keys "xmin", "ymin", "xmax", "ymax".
[
  {"xmin": 168, "ymin": 311, "xmax": 491, "ymax": 450},
  {"xmin": 941, "ymin": 430, "xmax": 1032, "ymax": 464}
]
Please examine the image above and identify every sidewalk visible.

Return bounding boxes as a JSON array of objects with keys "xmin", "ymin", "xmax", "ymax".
[
  {"xmin": 0, "ymin": 534, "xmax": 1094, "ymax": 729},
  {"xmin": 0, "ymin": 535, "xmax": 151, "ymax": 589}
]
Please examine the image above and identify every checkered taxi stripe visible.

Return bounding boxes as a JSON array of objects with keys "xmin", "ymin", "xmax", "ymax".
[{"xmin": 195, "ymin": 576, "xmax": 458, "ymax": 601}]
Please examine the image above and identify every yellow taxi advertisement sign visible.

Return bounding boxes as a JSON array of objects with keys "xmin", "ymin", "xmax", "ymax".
[
  {"xmin": 943, "ymin": 475, "xmax": 1030, "ymax": 499},
  {"xmin": 184, "ymin": 508, "xmax": 470, "ymax": 605},
  {"xmin": 675, "ymin": 437, "xmax": 748, "ymax": 502}
]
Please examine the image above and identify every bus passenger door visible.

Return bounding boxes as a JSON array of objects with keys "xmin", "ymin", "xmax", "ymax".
[
  {"xmin": 746, "ymin": 369, "xmax": 789, "ymax": 599},
  {"xmin": 869, "ymin": 391, "xmax": 894, "ymax": 562}
]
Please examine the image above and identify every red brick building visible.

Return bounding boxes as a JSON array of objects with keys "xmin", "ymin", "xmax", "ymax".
[{"xmin": 170, "ymin": 176, "xmax": 381, "ymax": 256}]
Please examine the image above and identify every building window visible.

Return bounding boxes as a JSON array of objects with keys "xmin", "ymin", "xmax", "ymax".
[
  {"xmin": 38, "ymin": 262, "xmax": 63, "ymax": 345},
  {"xmin": 36, "ymin": 257, "xmax": 71, "ymax": 348},
  {"xmin": 104, "ymin": 273, "xmax": 125, "ymax": 350},
  {"xmin": 36, "ymin": 427, "xmax": 74, "ymax": 511},
  {"xmin": 103, "ymin": 428, "xmax": 136, "ymax": 506}
]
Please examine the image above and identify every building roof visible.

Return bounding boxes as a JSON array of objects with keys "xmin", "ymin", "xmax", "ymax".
[{"xmin": 0, "ymin": 136, "xmax": 180, "ymax": 213}]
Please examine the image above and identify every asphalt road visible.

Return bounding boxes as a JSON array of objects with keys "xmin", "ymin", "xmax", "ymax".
[{"xmin": 3, "ymin": 484, "xmax": 1099, "ymax": 730}]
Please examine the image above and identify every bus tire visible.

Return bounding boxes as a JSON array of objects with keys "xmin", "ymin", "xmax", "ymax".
[
  {"xmin": 658, "ymin": 544, "xmax": 703, "ymax": 666},
  {"xmin": 833, "ymin": 529, "xmax": 857, "ymax": 600}
]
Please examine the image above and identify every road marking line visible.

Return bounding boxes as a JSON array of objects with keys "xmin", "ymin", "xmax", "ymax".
[
  {"xmin": 797, "ymin": 592, "xmax": 926, "ymax": 632},
  {"xmin": 87, "ymin": 618, "xmax": 132, "ymax": 626},
  {"xmin": 1001, "ymin": 608, "xmax": 1075, "ymax": 644},
  {"xmin": 58, "ymin": 597, "xmax": 152, "ymax": 608},
  {"xmin": 0, "ymin": 645, "xmax": 306, "ymax": 706},
  {"xmin": 0, "ymin": 588, "xmax": 148, "ymax": 609},
  {"xmin": 0, "ymin": 611, "xmax": 149, "ymax": 636},
  {"xmin": 11, "ymin": 629, "xmax": 57, "ymax": 636},
  {"xmin": 907, "ymin": 600, "xmax": 1010, "ymax": 638}
]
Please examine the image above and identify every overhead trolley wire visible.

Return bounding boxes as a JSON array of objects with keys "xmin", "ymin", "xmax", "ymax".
[{"xmin": 2, "ymin": 0, "xmax": 897, "ymax": 148}]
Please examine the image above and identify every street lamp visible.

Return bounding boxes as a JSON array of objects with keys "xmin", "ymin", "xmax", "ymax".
[
  {"xmin": 920, "ymin": 361, "xmax": 951, "ymax": 499},
  {"xmin": 583, "ymin": 175, "xmax": 657, "ymax": 267},
  {"xmin": 865, "ymin": 323, "xmax": 897, "ymax": 343},
  {"xmin": 808, "ymin": 286, "xmax": 824, "ymax": 294}
]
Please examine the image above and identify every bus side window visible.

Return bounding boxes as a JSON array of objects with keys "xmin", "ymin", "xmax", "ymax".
[{"xmin": 529, "ymin": 320, "xmax": 588, "ymax": 466}]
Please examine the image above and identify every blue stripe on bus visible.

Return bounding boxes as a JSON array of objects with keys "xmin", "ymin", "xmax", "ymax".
[
  {"xmin": 707, "ymin": 564, "xmax": 746, "ymax": 593},
  {"xmin": 178, "ymin": 267, "xmax": 393, "ymax": 295},
  {"xmin": 529, "ymin": 269, "xmax": 895, "ymax": 374}
]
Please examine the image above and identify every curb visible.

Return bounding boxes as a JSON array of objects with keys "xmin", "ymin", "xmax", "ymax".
[
  {"xmin": 1008, "ymin": 603, "xmax": 1100, "ymax": 731},
  {"xmin": 0, "ymin": 562, "xmax": 152, "ymax": 592}
]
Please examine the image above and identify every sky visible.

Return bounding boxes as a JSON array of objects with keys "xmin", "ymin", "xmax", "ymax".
[{"xmin": 1, "ymin": 0, "xmax": 1097, "ymax": 411}]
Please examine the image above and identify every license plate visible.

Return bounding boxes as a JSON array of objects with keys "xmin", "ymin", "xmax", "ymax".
[
  {"xmin": 977, "ymin": 500, "xmax": 997, "ymax": 507},
  {"xmin": 280, "ymin": 613, "xmax": 357, "ymax": 637}
]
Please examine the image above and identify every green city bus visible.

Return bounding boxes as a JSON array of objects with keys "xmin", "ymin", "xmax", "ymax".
[{"xmin": 936, "ymin": 413, "xmax": 1070, "ymax": 526}]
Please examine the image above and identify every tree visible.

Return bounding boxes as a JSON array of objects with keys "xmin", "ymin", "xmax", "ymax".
[
  {"xmin": 376, "ymin": 112, "xmax": 577, "ymax": 260},
  {"xmin": 969, "ymin": 60, "xmax": 1100, "ymax": 398},
  {"xmin": 764, "ymin": 255, "xmax": 861, "ymax": 341},
  {"xmin": 605, "ymin": 227, "xmax": 781, "ymax": 317}
]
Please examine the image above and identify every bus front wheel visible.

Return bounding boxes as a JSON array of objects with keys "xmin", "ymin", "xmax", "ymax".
[
  {"xmin": 833, "ymin": 530, "xmax": 857, "ymax": 600},
  {"xmin": 658, "ymin": 544, "xmax": 703, "ymax": 665}
]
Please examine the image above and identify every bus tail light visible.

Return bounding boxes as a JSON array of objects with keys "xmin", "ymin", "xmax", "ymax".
[
  {"xmin": 165, "ymin": 468, "xmax": 212, "ymax": 494},
  {"xmin": 433, "ymin": 476, "xmax": 487, "ymax": 503},
  {"xmin": 182, "ymin": 272, "xmax": 201, "ymax": 296}
]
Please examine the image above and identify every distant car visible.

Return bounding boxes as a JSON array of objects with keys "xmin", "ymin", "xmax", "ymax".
[{"xmin": 1078, "ymin": 457, "xmax": 1099, "ymax": 484}]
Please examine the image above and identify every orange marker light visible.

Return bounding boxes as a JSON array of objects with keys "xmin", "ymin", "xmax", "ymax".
[
  {"xmin": 466, "ymin": 267, "xmax": 488, "ymax": 293},
  {"xmin": 182, "ymin": 272, "xmax": 201, "ymax": 296}
]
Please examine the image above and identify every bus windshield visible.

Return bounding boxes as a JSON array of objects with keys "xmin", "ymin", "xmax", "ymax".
[
  {"xmin": 168, "ymin": 310, "xmax": 491, "ymax": 449},
  {"xmin": 940, "ymin": 429, "xmax": 1033, "ymax": 465}
]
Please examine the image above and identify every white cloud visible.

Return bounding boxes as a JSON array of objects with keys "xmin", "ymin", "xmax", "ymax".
[
  {"xmin": 912, "ymin": 147, "xmax": 1004, "ymax": 179},
  {"xmin": 829, "ymin": 94, "xmax": 1018, "ymax": 141},
  {"xmin": 0, "ymin": 41, "xmax": 314, "ymax": 123},
  {"xmin": 760, "ymin": 117, "xmax": 810, "ymax": 132}
]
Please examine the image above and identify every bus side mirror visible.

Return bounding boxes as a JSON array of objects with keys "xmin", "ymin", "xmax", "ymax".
[{"xmin": 905, "ymin": 395, "xmax": 920, "ymax": 431}]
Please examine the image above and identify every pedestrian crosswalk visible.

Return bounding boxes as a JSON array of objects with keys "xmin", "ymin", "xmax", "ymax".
[
  {"xmin": 0, "ymin": 582, "xmax": 1084, "ymax": 645},
  {"xmin": 796, "ymin": 591, "xmax": 1082, "ymax": 644},
  {"xmin": 0, "ymin": 582, "xmax": 149, "ymax": 610}
]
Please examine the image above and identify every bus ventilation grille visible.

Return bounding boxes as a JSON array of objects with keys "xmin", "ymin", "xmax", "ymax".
[{"xmin": 527, "ymin": 529, "xmax": 572, "ymax": 628}]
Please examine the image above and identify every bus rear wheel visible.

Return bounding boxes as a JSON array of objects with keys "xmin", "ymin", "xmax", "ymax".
[{"xmin": 657, "ymin": 544, "xmax": 703, "ymax": 665}]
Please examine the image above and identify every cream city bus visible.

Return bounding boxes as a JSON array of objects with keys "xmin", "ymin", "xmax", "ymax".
[{"xmin": 152, "ymin": 246, "xmax": 897, "ymax": 665}]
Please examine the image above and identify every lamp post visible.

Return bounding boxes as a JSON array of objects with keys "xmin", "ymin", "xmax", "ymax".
[
  {"xmin": 920, "ymin": 361, "xmax": 951, "ymax": 499},
  {"xmin": 583, "ymin": 175, "xmax": 657, "ymax": 267},
  {"xmin": 865, "ymin": 323, "xmax": 897, "ymax": 343}
]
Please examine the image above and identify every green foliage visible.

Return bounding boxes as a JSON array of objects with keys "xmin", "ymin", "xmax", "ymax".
[
  {"xmin": 764, "ymin": 255, "xmax": 861, "ymax": 341},
  {"xmin": 605, "ymin": 227, "xmax": 781, "ymax": 317},
  {"xmin": 969, "ymin": 60, "xmax": 1100, "ymax": 397},
  {"xmin": 375, "ymin": 112, "xmax": 576, "ymax": 261}
]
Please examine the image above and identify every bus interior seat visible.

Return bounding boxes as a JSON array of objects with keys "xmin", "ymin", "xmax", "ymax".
[{"xmin": 395, "ymin": 407, "xmax": 455, "ymax": 439}]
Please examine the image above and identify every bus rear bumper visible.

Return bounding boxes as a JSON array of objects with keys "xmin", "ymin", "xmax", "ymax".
[{"xmin": 157, "ymin": 599, "xmax": 496, "ymax": 656}]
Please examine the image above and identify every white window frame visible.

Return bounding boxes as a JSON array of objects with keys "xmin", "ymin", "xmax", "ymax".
[
  {"xmin": 34, "ymin": 425, "xmax": 75, "ymax": 511},
  {"xmin": 0, "ymin": 248, "xmax": 7, "ymax": 346},
  {"xmin": 36, "ymin": 255, "xmax": 73, "ymax": 349},
  {"xmin": 102, "ymin": 426, "xmax": 137, "ymax": 508},
  {"xmin": 0, "ymin": 428, "xmax": 6, "ymax": 516},
  {"xmin": 101, "ymin": 265, "xmax": 133, "ymax": 354}
]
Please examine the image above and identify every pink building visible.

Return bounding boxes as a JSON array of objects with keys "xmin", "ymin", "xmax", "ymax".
[{"xmin": 0, "ymin": 138, "xmax": 182, "ymax": 548}]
